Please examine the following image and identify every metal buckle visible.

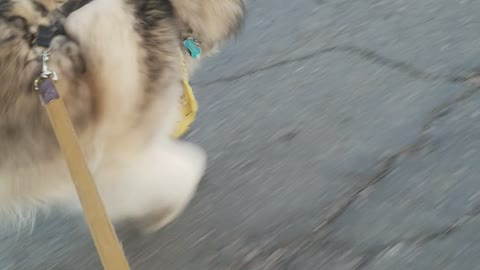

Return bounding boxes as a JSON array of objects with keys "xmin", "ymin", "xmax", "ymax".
[{"xmin": 34, "ymin": 50, "xmax": 58, "ymax": 91}]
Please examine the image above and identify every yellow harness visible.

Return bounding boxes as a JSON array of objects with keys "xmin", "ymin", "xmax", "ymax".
[{"xmin": 172, "ymin": 52, "xmax": 198, "ymax": 138}]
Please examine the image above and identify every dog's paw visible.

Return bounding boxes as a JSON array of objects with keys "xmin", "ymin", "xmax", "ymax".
[{"xmin": 129, "ymin": 207, "xmax": 177, "ymax": 235}]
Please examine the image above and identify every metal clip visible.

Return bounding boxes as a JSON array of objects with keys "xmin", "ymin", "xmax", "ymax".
[{"xmin": 34, "ymin": 50, "xmax": 58, "ymax": 91}]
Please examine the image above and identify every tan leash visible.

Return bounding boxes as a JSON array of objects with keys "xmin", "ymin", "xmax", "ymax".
[{"xmin": 34, "ymin": 51, "xmax": 131, "ymax": 270}]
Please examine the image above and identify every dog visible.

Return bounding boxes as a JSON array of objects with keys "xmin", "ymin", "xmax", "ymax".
[{"xmin": 0, "ymin": 0, "xmax": 245, "ymax": 233}]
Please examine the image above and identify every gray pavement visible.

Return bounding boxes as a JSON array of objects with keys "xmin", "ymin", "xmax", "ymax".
[{"xmin": 2, "ymin": 0, "xmax": 480, "ymax": 269}]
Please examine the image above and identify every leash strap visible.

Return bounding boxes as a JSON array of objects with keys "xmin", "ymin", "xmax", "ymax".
[{"xmin": 35, "ymin": 54, "xmax": 130, "ymax": 270}]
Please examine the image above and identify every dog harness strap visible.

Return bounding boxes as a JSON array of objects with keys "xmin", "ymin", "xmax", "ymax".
[
  {"xmin": 36, "ymin": 25, "xmax": 56, "ymax": 48},
  {"xmin": 172, "ymin": 51, "xmax": 198, "ymax": 138}
]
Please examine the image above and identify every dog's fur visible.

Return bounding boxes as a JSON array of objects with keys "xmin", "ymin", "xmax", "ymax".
[{"xmin": 0, "ymin": 0, "xmax": 244, "ymax": 232}]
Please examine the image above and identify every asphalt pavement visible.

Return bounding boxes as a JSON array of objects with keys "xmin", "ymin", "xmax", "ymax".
[{"xmin": 2, "ymin": 0, "xmax": 480, "ymax": 269}]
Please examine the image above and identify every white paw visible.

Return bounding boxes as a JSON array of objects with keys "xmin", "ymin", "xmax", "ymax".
[{"xmin": 174, "ymin": 142, "xmax": 207, "ymax": 180}]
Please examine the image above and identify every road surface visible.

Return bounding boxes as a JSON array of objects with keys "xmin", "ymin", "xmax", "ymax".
[{"xmin": 2, "ymin": 0, "xmax": 480, "ymax": 269}]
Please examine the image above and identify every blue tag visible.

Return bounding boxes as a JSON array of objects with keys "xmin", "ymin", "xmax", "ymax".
[{"xmin": 183, "ymin": 38, "xmax": 202, "ymax": 59}]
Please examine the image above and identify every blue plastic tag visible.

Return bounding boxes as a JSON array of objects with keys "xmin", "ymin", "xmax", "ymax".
[{"xmin": 183, "ymin": 38, "xmax": 202, "ymax": 59}]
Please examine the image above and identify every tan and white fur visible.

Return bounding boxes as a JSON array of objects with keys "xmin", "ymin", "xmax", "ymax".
[{"xmin": 0, "ymin": 0, "xmax": 245, "ymax": 233}]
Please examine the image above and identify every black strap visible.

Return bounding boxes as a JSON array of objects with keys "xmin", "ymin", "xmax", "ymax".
[{"xmin": 36, "ymin": 25, "xmax": 55, "ymax": 48}]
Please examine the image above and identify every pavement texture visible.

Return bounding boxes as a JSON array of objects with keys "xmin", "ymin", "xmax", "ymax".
[{"xmin": 2, "ymin": 0, "xmax": 480, "ymax": 269}]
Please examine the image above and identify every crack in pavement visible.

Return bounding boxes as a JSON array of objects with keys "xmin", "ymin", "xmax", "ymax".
[
  {"xmin": 229, "ymin": 152, "xmax": 404, "ymax": 269},
  {"xmin": 349, "ymin": 83, "xmax": 480, "ymax": 270},
  {"xmin": 353, "ymin": 208, "xmax": 480, "ymax": 270},
  {"xmin": 229, "ymin": 82, "xmax": 480, "ymax": 269},
  {"xmin": 196, "ymin": 45, "xmax": 471, "ymax": 88},
  {"xmin": 230, "ymin": 199, "xmax": 480, "ymax": 270},
  {"xmin": 195, "ymin": 47, "xmax": 337, "ymax": 88},
  {"xmin": 314, "ymin": 74, "xmax": 480, "ymax": 236},
  {"xmin": 199, "ymin": 40, "xmax": 480, "ymax": 269}
]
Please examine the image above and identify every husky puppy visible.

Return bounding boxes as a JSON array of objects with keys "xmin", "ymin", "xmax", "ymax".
[{"xmin": 0, "ymin": 0, "xmax": 245, "ymax": 232}]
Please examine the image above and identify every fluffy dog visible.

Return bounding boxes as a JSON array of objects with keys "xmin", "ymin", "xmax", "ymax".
[{"xmin": 0, "ymin": 0, "xmax": 245, "ymax": 233}]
